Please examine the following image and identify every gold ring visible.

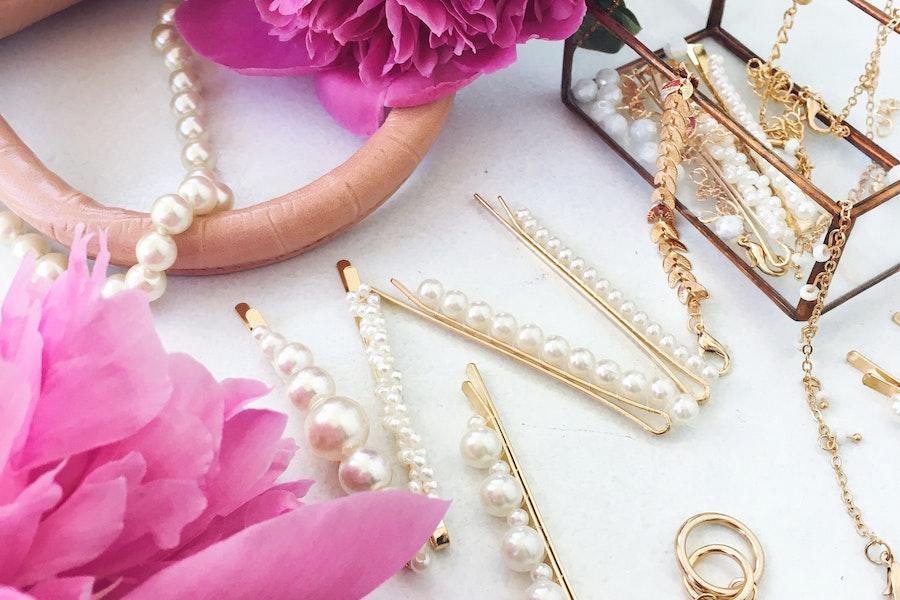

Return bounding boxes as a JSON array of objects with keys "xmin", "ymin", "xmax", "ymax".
[{"xmin": 676, "ymin": 513, "xmax": 764, "ymax": 597}]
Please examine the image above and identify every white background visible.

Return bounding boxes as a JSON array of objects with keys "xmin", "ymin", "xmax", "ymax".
[{"xmin": 1, "ymin": 1, "xmax": 899, "ymax": 598}]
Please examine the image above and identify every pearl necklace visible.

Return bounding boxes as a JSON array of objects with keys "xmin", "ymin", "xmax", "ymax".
[{"xmin": 0, "ymin": 1, "xmax": 233, "ymax": 302}]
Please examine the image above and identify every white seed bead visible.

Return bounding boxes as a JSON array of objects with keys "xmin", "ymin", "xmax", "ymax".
[
  {"xmin": 645, "ymin": 322, "xmax": 662, "ymax": 339},
  {"xmin": 466, "ymin": 301, "xmax": 493, "ymax": 331},
  {"xmin": 136, "ymin": 231, "xmax": 177, "ymax": 272},
  {"xmin": 178, "ymin": 174, "xmax": 220, "ymax": 215},
  {"xmin": 659, "ymin": 334, "xmax": 676, "ymax": 349},
  {"xmin": 480, "ymin": 472, "xmax": 524, "ymax": 517},
  {"xmin": 489, "ymin": 460, "xmax": 510, "ymax": 475},
  {"xmin": 101, "ymin": 273, "xmax": 127, "ymax": 298},
  {"xmin": 12, "ymin": 233, "xmax": 49, "ymax": 259},
  {"xmin": 151, "ymin": 23, "xmax": 178, "ymax": 51},
  {"xmin": 169, "ymin": 67, "xmax": 201, "ymax": 94},
  {"xmin": 459, "ymin": 426, "xmax": 502, "ymax": 469},
  {"xmin": 670, "ymin": 394, "xmax": 700, "ymax": 421},
  {"xmin": 501, "ymin": 525, "xmax": 546, "ymax": 572},
  {"xmin": 581, "ymin": 267, "xmax": 598, "ymax": 283},
  {"xmin": 619, "ymin": 300, "xmax": 636, "ymax": 316},
  {"xmin": 567, "ymin": 347, "xmax": 595, "ymax": 377},
  {"xmin": 288, "ymin": 366, "xmax": 335, "ymax": 409},
  {"xmin": 0, "ymin": 211, "xmax": 25, "ymax": 244},
  {"xmin": 274, "ymin": 342, "xmax": 314, "ymax": 379},
  {"xmin": 305, "ymin": 396, "xmax": 369, "ymax": 461},
  {"xmin": 799, "ymin": 284, "xmax": 820, "ymax": 302},
  {"xmin": 506, "ymin": 508, "xmax": 530, "ymax": 527},
  {"xmin": 593, "ymin": 359, "xmax": 621, "ymax": 384},
  {"xmin": 34, "ymin": 253, "xmax": 68, "ymax": 280},
  {"xmin": 176, "ymin": 114, "xmax": 208, "ymax": 142},
  {"xmin": 526, "ymin": 580, "xmax": 566, "ymax": 600},
  {"xmin": 416, "ymin": 279, "xmax": 444, "ymax": 308},
  {"xmin": 490, "ymin": 312, "xmax": 518, "ymax": 341},
  {"xmin": 606, "ymin": 289, "xmax": 623, "ymax": 306},
  {"xmin": 150, "ymin": 193, "xmax": 194, "ymax": 235},
  {"xmin": 812, "ymin": 243, "xmax": 831, "ymax": 263},
  {"xmin": 181, "ymin": 140, "xmax": 215, "ymax": 169},
  {"xmin": 541, "ymin": 335, "xmax": 570, "ymax": 366},
  {"xmin": 440, "ymin": 289, "xmax": 469, "ymax": 319},
  {"xmin": 620, "ymin": 370, "xmax": 647, "ymax": 395},
  {"xmin": 124, "ymin": 264, "xmax": 167, "ymax": 301},
  {"xmin": 163, "ymin": 43, "xmax": 192, "ymax": 71},
  {"xmin": 632, "ymin": 311, "xmax": 648, "ymax": 328},
  {"xmin": 467, "ymin": 415, "xmax": 487, "ymax": 430},
  {"xmin": 338, "ymin": 447, "xmax": 392, "ymax": 493}
]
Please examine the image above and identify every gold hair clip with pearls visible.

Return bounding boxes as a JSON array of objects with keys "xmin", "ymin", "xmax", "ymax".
[{"xmin": 459, "ymin": 364, "xmax": 576, "ymax": 599}]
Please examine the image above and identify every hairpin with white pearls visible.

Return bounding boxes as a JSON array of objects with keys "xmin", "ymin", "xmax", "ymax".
[
  {"xmin": 459, "ymin": 364, "xmax": 576, "ymax": 600},
  {"xmin": 235, "ymin": 303, "xmax": 393, "ymax": 495},
  {"xmin": 337, "ymin": 262, "xmax": 450, "ymax": 570}
]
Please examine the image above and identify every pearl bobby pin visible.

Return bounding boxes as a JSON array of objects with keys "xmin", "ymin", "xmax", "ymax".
[
  {"xmin": 337, "ymin": 260, "xmax": 673, "ymax": 435},
  {"xmin": 459, "ymin": 363, "xmax": 576, "ymax": 600},
  {"xmin": 338, "ymin": 262, "xmax": 451, "ymax": 563}
]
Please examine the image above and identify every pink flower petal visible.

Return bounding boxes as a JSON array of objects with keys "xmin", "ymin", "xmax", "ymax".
[
  {"xmin": 315, "ymin": 67, "xmax": 387, "ymax": 135},
  {"xmin": 26, "ymin": 577, "xmax": 93, "ymax": 600},
  {"xmin": 0, "ymin": 468, "xmax": 63, "ymax": 582},
  {"xmin": 0, "ymin": 587, "xmax": 33, "ymax": 599},
  {"xmin": 0, "ymin": 362, "xmax": 30, "ymax": 471},
  {"xmin": 124, "ymin": 490, "xmax": 449, "ymax": 600}
]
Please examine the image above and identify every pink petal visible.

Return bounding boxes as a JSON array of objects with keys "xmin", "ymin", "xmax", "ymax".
[
  {"xmin": 0, "ymin": 587, "xmax": 33, "ymax": 600},
  {"xmin": 124, "ymin": 490, "xmax": 449, "ymax": 600},
  {"xmin": 16, "ymin": 478, "xmax": 126, "ymax": 586},
  {"xmin": 0, "ymin": 362, "xmax": 30, "ymax": 469},
  {"xmin": 176, "ymin": 0, "xmax": 325, "ymax": 75},
  {"xmin": 315, "ymin": 67, "xmax": 386, "ymax": 135},
  {"xmin": 27, "ymin": 577, "xmax": 93, "ymax": 600},
  {"xmin": 220, "ymin": 378, "xmax": 269, "ymax": 419},
  {"xmin": 0, "ymin": 468, "xmax": 63, "ymax": 582}
]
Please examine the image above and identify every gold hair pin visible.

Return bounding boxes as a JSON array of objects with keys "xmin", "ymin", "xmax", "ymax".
[
  {"xmin": 459, "ymin": 363, "xmax": 576, "ymax": 599},
  {"xmin": 338, "ymin": 259, "xmax": 674, "ymax": 435},
  {"xmin": 847, "ymin": 351, "xmax": 900, "ymax": 421}
]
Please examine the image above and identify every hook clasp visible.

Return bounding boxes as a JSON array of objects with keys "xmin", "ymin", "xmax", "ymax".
[{"xmin": 698, "ymin": 330, "xmax": 731, "ymax": 375}]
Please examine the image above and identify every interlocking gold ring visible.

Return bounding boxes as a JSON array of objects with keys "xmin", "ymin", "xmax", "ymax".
[{"xmin": 676, "ymin": 513, "xmax": 764, "ymax": 599}]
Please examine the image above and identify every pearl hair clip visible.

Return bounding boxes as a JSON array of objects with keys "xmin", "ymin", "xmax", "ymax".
[
  {"xmin": 338, "ymin": 260, "xmax": 674, "ymax": 435},
  {"xmin": 338, "ymin": 263, "xmax": 451, "ymax": 567},
  {"xmin": 846, "ymin": 351, "xmax": 900, "ymax": 422},
  {"xmin": 459, "ymin": 364, "xmax": 576, "ymax": 600}
]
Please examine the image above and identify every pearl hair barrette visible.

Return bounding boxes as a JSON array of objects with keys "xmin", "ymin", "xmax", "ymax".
[
  {"xmin": 846, "ymin": 351, "xmax": 900, "ymax": 423},
  {"xmin": 0, "ymin": 1, "xmax": 233, "ymax": 300},
  {"xmin": 338, "ymin": 262, "xmax": 450, "ymax": 569},
  {"xmin": 459, "ymin": 364, "xmax": 576, "ymax": 600}
]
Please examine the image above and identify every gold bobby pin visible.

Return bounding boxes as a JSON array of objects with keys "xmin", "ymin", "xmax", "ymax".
[
  {"xmin": 462, "ymin": 363, "xmax": 576, "ymax": 599},
  {"xmin": 337, "ymin": 259, "xmax": 671, "ymax": 436},
  {"xmin": 847, "ymin": 350, "xmax": 900, "ymax": 399},
  {"xmin": 893, "ymin": 312, "xmax": 900, "ymax": 327},
  {"xmin": 473, "ymin": 192, "xmax": 721, "ymax": 391}
]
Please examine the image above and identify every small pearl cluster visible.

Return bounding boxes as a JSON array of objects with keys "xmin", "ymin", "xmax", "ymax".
[
  {"xmin": 346, "ymin": 284, "xmax": 441, "ymax": 571},
  {"xmin": 249, "ymin": 324, "xmax": 393, "ymax": 495},
  {"xmin": 0, "ymin": 211, "xmax": 69, "ymax": 280},
  {"xmin": 459, "ymin": 415, "xmax": 566, "ymax": 599}
]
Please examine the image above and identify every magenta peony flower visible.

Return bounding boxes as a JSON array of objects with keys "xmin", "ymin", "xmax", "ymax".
[
  {"xmin": 175, "ymin": 0, "xmax": 585, "ymax": 134},
  {"xmin": 0, "ymin": 230, "xmax": 447, "ymax": 599}
]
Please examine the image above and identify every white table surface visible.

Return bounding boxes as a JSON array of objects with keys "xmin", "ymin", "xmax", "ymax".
[{"xmin": 2, "ymin": 1, "xmax": 899, "ymax": 598}]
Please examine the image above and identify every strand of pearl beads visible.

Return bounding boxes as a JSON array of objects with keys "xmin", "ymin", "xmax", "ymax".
[
  {"xmin": 249, "ymin": 323, "xmax": 393, "ymax": 495},
  {"xmin": 346, "ymin": 283, "xmax": 441, "ymax": 571},
  {"xmin": 460, "ymin": 415, "xmax": 567, "ymax": 599},
  {"xmin": 415, "ymin": 276, "xmax": 705, "ymax": 423}
]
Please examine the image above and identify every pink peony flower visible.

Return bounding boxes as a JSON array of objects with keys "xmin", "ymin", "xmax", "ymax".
[
  {"xmin": 175, "ymin": 0, "xmax": 585, "ymax": 134},
  {"xmin": 0, "ymin": 229, "xmax": 447, "ymax": 599}
]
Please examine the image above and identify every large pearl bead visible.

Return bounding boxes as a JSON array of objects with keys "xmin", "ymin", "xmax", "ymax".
[
  {"xmin": 287, "ymin": 366, "xmax": 335, "ymax": 409},
  {"xmin": 274, "ymin": 342, "xmax": 314, "ymax": 379},
  {"xmin": 171, "ymin": 90, "xmax": 202, "ymax": 117},
  {"xmin": 459, "ymin": 426, "xmax": 502, "ymax": 468},
  {"xmin": 526, "ymin": 580, "xmax": 567, "ymax": 600},
  {"xmin": 124, "ymin": 264, "xmax": 167, "ymax": 301},
  {"xmin": 176, "ymin": 114, "xmax": 208, "ymax": 142},
  {"xmin": 466, "ymin": 301, "xmax": 493, "ymax": 331},
  {"xmin": 490, "ymin": 312, "xmax": 518, "ymax": 341},
  {"xmin": 338, "ymin": 447, "xmax": 392, "ymax": 493},
  {"xmin": 169, "ymin": 67, "xmax": 201, "ymax": 94},
  {"xmin": 480, "ymin": 472, "xmax": 524, "ymax": 517},
  {"xmin": 305, "ymin": 396, "xmax": 369, "ymax": 461},
  {"xmin": 0, "ymin": 211, "xmax": 24, "ymax": 244},
  {"xmin": 181, "ymin": 140, "xmax": 215, "ymax": 169},
  {"xmin": 440, "ymin": 289, "xmax": 469, "ymax": 319},
  {"xmin": 670, "ymin": 394, "xmax": 700, "ymax": 421},
  {"xmin": 593, "ymin": 359, "xmax": 620, "ymax": 384},
  {"xmin": 101, "ymin": 273, "xmax": 127, "ymax": 298},
  {"xmin": 567, "ymin": 347, "xmax": 595, "ymax": 377},
  {"xmin": 600, "ymin": 113, "xmax": 628, "ymax": 138},
  {"xmin": 541, "ymin": 335, "xmax": 570, "ymax": 366},
  {"xmin": 257, "ymin": 330, "xmax": 286, "ymax": 361},
  {"xmin": 713, "ymin": 214, "xmax": 744, "ymax": 240},
  {"xmin": 178, "ymin": 174, "xmax": 220, "ymax": 215},
  {"xmin": 649, "ymin": 377, "xmax": 677, "ymax": 408},
  {"xmin": 620, "ymin": 370, "xmax": 647, "ymax": 395},
  {"xmin": 516, "ymin": 324, "xmax": 544, "ymax": 355},
  {"xmin": 12, "ymin": 233, "xmax": 49, "ymax": 259},
  {"xmin": 500, "ymin": 525, "xmax": 546, "ymax": 572},
  {"xmin": 35, "ymin": 253, "xmax": 68, "ymax": 280},
  {"xmin": 416, "ymin": 279, "xmax": 444, "ymax": 308},
  {"xmin": 163, "ymin": 42, "xmax": 192, "ymax": 71},
  {"xmin": 630, "ymin": 117, "xmax": 658, "ymax": 142},
  {"xmin": 136, "ymin": 231, "xmax": 177, "ymax": 272},
  {"xmin": 572, "ymin": 78, "xmax": 598, "ymax": 103},
  {"xmin": 150, "ymin": 194, "xmax": 193, "ymax": 235}
]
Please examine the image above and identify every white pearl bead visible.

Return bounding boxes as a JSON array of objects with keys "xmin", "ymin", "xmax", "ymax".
[
  {"xmin": 713, "ymin": 214, "xmax": 744, "ymax": 240},
  {"xmin": 416, "ymin": 279, "xmax": 444, "ymax": 308},
  {"xmin": 467, "ymin": 415, "xmax": 487, "ymax": 429},
  {"xmin": 480, "ymin": 472, "xmax": 524, "ymax": 517},
  {"xmin": 632, "ymin": 311, "xmax": 648, "ymax": 328},
  {"xmin": 600, "ymin": 113, "xmax": 628, "ymax": 138},
  {"xmin": 659, "ymin": 334, "xmax": 676, "ymax": 349},
  {"xmin": 101, "ymin": 273, "xmax": 127, "ymax": 298},
  {"xmin": 670, "ymin": 394, "xmax": 700, "ymax": 421},
  {"xmin": 649, "ymin": 377, "xmax": 677, "ymax": 407},
  {"xmin": 541, "ymin": 335, "xmax": 570, "ymax": 366},
  {"xmin": 606, "ymin": 289, "xmax": 623, "ymax": 306},
  {"xmin": 514, "ymin": 208, "xmax": 531, "ymax": 221},
  {"xmin": 0, "ymin": 211, "xmax": 24, "ymax": 244},
  {"xmin": 526, "ymin": 580, "xmax": 566, "ymax": 600},
  {"xmin": 500, "ymin": 525, "xmax": 545, "ymax": 572},
  {"xmin": 135, "ymin": 231, "xmax": 177, "ymax": 272},
  {"xmin": 594, "ymin": 279, "xmax": 610, "ymax": 294},
  {"xmin": 181, "ymin": 140, "xmax": 215, "ymax": 169},
  {"xmin": 664, "ymin": 38, "xmax": 690, "ymax": 59},
  {"xmin": 34, "ymin": 253, "xmax": 67, "ymax": 280},
  {"xmin": 619, "ymin": 300, "xmax": 636, "ymax": 316},
  {"xmin": 812, "ymin": 244, "xmax": 831, "ymax": 263},
  {"xmin": 630, "ymin": 117, "xmax": 658, "ymax": 142},
  {"xmin": 521, "ymin": 218, "xmax": 538, "ymax": 233},
  {"xmin": 586, "ymin": 99, "xmax": 615, "ymax": 121},
  {"xmin": 620, "ymin": 370, "xmax": 647, "ymax": 395},
  {"xmin": 567, "ymin": 347, "xmax": 595, "ymax": 377},
  {"xmin": 568, "ymin": 258, "xmax": 586, "ymax": 275},
  {"xmin": 459, "ymin": 426, "xmax": 502, "ymax": 468},
  {"xmin": 572, "ymin": 78, "xmax": 598, "ymax": 103},
  {"xmin": 287, "ymin": 366, "xmax": 335, "ymax": 409},
  {"xmin": 886, "ymin": 165, "xmax": 900, "ymax": 185},
  {"xmin": 440, "ymin": 289, "xmax": 468, "ymax": 319},
  {"xmin": 531, "ymin": 564, "xmax": 553, "ymax": 581},
  {"xmin": 784, "ymin": 137, "xmax": 800, "ymax": 156},
  {"xmin": 466, "ymin": 301, "xmax": 493, "ymax": 331},
  {"xmin": 274, "ymin": 342, "xmax": 314, "ymax": 379},
  {"xmin": 176, "ymin": 114, "xmax": 208, "ymax": 142},
  {"xmin": 150, "ymin": 194, "xmax": 194, "ymax": 235},
  {"xmin": 507, "ymin": 508, "xmax": 530, "ymax": 527},
  {"xmin": 305, "ymin": 396, "xmax": 369, "ymax": 461},
  {"xmin": 685, "ymin": 355, "xmax": 705, "ymax": 373},
  {"xmin": 595, "ymin": 68, "xmax": 619, "ymax": 88},
  {"xmin": 674, "ymin": 345, "xmax": 691, "ymax": 362},
  {"xmin": 408, "ymin": 545, "xmax": 431, "ymax": 572},
  {"xmin": 645, "ymin": 322, "xmax": 662, "ymax": 339},
  {"xmin": 12, "ymin": 233, "xmax": 49, "ymax": 259},
  {"xmin": 490, "ymin": 312, "xmax": 518, "ymax": 341},
  {"xmin": 636, "ymin": 141, "xmax": 658, "ymax": 165},
  {"xmin": 163, "ymin": 43, "xmax": 192, "ymax": 71},
  {"xmin": 124, "ymin": 264, "xmax": 167, "ymax": 301},
  {"xmin": 169, "ymin": 67, "xmax": 201, "ymax": 93},
  {"xmin": 178, "ymin": 174, "xmax": 220, "ymax": 216},
  {"xmin": 516, "ymin": 324, "xmax": 544, "ymax": 355},
  {"xmin": 171, "ymin": 90, "xmax": 202, "ymax": 117},
  {"xmin": 257, "ymin": 330, "xmax": 287, "ymax": 361},
  {"xmin": 214, "ymin": 181, "xmax": 234, "ymax": 211},
  {"xmin": 581, "ymin": 267, "xmax": 598, "ymax": 283},
  {"xmin": 158, "ymin": 1, "xmax": 178, "ymax": 23},
  {"xmin": 701, "ymin": 365, "xmax": 720, "ymax": 381},
  {"xmin": 799, "ymin": 284, "xmax": 820, "ymax": 301},
  {"xmin": 533, "ymin": 227, "xmax": 550, "ymax": 245},
  {"xmin": 338, "ymin": 447, "xmax": 392, "ymax": 493},
  {"xmin": 593, "ymin": 359, "xmax": 621, "ymax": 384},
  {"xmin": 891, "ymin": 396, "xmax": 900, "ymax": 422},
  {"xmin": 545, "ymin": 237, "xmax": 561, "ymax": 253},
  {"xmin": 556, "ymin": 247, "xmax": 573, "ymax": 265},
  {"xmin": 151, "ymin": 23, "xmax": 177, "ymax": 51}
]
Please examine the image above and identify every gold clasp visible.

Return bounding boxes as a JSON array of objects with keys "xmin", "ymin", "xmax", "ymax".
[
  {"xmin": 865, "ymin": 540, "xmax": 899, "ymax": 599},
  {"xmin": 698, "ymin": 330, "xmax": 731, "ymax": 375}
]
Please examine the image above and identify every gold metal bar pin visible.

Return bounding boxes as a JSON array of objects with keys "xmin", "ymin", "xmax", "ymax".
[
  {"xmin": 847, "ymin": 350, "xmax": 900, "ymax": 398},
  {"xmin": 337, "ymin": 260, "xmax": 670, "ymax": 436},
  {"xmin": 462, "ymin": 364, "xmax": 576, "ymax": 600}
]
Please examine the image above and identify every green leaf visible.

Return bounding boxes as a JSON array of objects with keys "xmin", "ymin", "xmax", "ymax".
[{"xmin": 575, "ymin": 0, "xmax": 642, "ymax": 54}]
